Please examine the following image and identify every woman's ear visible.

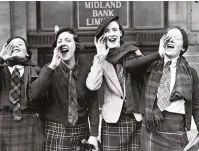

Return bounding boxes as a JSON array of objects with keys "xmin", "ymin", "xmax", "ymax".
[
  {"xmin": 25, "ymin": 54, "xmax": 29, "ymax": 59},
  {"xmin": 181, "ymin": 47, "xmax": 185, "ymax": 54}
]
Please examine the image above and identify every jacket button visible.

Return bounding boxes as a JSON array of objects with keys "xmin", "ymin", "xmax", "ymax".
[{"xmin": 120, "ymin": 96, "xmax": 123, "ymax": 99}]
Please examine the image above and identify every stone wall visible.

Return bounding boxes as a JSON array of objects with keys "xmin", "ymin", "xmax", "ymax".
[
  {"xmin": 168, "ymin": 2, "xmax": 199, "ymax": 74},
  {"xmin": 0, "ymin": 2, "xmax": 11, "ymax": 47}
]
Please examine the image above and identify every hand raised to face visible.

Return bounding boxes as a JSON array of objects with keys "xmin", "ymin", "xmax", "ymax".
[
  {"xmin": 158, "ymin": 34, "xmax": 172, "ymax": 58},
  {"xmin": 0, "ymin": 43, "xmax": 15, "ymax": 61},
  {"xmin": 94, "ymin": 35, "xmax": 109, "ymax": 58},
  {"xmin": 48, "ymin": 46, "xmax": 62, "ymax": 70}
]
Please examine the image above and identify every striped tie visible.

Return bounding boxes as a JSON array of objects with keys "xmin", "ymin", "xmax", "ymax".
[
  {"xmin": 68, "ymin": 71, "xmax": 78, "ymax": 125},
  {"xmin": 157, "ymin": 61, "xmax": 171, "ymax": 111},
  {"xmin": 116, "ymin": 64, "xmax": 124, "ymax": 92},
  {"xmin": 9, "ymin": 67, "xmax": 22, "ymax": 121}
]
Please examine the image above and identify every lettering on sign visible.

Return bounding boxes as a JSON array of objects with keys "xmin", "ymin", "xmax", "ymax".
[{"xmin": 77, "ymin": 1, "xmax": 129, "ymax": 29}]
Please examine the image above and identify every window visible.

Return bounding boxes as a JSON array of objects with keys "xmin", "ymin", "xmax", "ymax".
[
  {"xmin": 39, "ymin": 1, "xmax": 74, "ymax": 31},
  {"xmin": 132, "ymin": 1, "xmax": 165, "ymax": 29}
]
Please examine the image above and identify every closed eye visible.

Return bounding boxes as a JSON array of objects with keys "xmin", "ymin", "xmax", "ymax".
[{"xmin": 113, "ymin": 28, "xmax": 118, "ymax": 32}]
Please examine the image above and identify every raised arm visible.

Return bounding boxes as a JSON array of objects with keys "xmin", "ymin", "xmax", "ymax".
[
  {"xmin": 86, "ymin": 36, "xmax": 109, "ymax": 91},
  {"xmin": 124, "ymin": 52, "xmax": 161, "ymax": 73},
  {"xmin": 30, "ymin": 46, "xmax": 62, "ymax": 100},
  {"xmin": 125, "ymin": 35, "xmax": 169, "ymax": 74}
]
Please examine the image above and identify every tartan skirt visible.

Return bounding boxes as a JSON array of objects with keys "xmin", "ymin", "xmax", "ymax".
[
  {"xmin": 0, "ymin": 111, "xmax": 45, "ymax": 151},
  {"xmin": 140, "ymin": 111, "xmax": 188, "ymax": 151},
  {"xmin": 45, "ymin": 120, "xmax": 89, "ymax": 151},
  {"xmin": 101, "ymin": 116, "xmax": 141, "ymax": 151}
]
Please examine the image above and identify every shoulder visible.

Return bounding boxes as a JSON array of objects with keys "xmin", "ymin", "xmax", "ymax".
[
  {"xmin": 32, "ymin": 65, "xmax": 41, "ymax": 74},
  {"xmin": 122, "ymin": 43, "xmax": 139, "ymax": 52}
]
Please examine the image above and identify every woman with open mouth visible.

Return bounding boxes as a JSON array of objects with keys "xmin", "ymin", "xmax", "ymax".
[
  {"xmin": 86, "ymin": 15, "xmax": 165, "ymax": 151},
  {"xmin": 140, "ymin": 26, "xmax": 199, "ymax": 151},
  {"xmin": 0, "ymin": 37, "xmax": 44, "ymax": 151},
  {"xmin": 31, "ymin": 27, "xmax": 100, "ymax": 151}
]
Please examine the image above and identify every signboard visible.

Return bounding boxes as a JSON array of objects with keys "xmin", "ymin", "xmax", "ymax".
[{"xmin": 77, "ymin": 1, "xmax": 129, "ymax": 29}]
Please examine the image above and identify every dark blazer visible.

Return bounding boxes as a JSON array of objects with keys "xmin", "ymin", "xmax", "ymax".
[
  {"xmin": 31, "ymin": 55, "xmax": 99, "ymax": 136},
  {"xmin": 0, "ymin": 56, "xmax": 42, "ymax": 111}
]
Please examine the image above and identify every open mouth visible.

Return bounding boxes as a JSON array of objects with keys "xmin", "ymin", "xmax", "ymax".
[
  {"xmin": 60, "ymin": 45, "xmax": 69, "ymax": 54},
  {"xmin": 108, "ymin": 37, "xmax": 117, "ymax": 43},
  {"xmin": 167, "ymin": 43, "xmax": 174, "ymax": 49},
  {"xmin": 12, "ymin": 48, "xmax": 21, "ymax": 54}
]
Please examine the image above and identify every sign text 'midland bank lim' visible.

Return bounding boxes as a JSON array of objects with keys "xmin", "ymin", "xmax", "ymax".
[{"xmin": 78, "ymin": 1, "xmax": 129, "ymax": 29}]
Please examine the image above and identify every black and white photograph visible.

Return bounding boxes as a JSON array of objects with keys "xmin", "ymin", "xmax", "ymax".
[{"xmin": 0, "ymin": 1, "xmax": 198, "ymax": 151}]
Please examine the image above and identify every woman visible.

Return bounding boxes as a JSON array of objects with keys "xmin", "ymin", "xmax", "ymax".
[
  {"xmin": 140, "ymin": 26, "xmax": 199, "ymax": 151},
  {"xmin": 0, "ymin": 37, "xmax": 44, "ymax": 151},
  {"xmin": 31, "ymin": 28, "xmax": 99, "ymax": 151},
  {"xmin": 86, "ymin": 15, "xmax": 165, "ymax": 151}
]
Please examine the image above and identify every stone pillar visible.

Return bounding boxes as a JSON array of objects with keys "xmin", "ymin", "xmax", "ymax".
[
  {"xmin": 27, "ymin": 1, "xmax": 38, "ymax": 64},
  {"xmin": 10, "ymin": 1, "xmax": 27, "ymax": 38},
  {"xmin": 168, "ymin": 1, "xmax": 178, "ymax": 27},
  {"xmin": 0, "ymin": 2, "xmax": 11, "ymax": 47},
  {"xmin": 27, "ymin": 1, "xmax": 37, "ymax": 32}
]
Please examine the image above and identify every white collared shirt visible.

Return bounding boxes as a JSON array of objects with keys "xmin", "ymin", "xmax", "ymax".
[
  {"xmin": 8, "ymin": 65, "xmax": 24, "ymax": 77},
  {"xmin": 157, "ymin": 57, "xmax": 185, "ymax": 114}
]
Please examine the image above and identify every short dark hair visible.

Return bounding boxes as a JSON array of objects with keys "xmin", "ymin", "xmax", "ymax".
[
  {"xmin": 52, "ymin": 27, "xmax": 82, "ymax": 57},
  {"xmin": 165, "ymin": 26, "xmax": 189, "ymax": 56},
  {"xmin": 6, "ymin": 36, "xmax": 32, "ymax": 60}
]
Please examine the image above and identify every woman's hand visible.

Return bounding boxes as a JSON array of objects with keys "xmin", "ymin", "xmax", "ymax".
[
  {"xmin": 158, "ymin": 34, "xmax": 171, "ymax": 58},
  {"xmin": 48, "ymin": 46, "xmax": 62, "ymax": 70},
  {"xmin": 94, "ymin": 36, "xmax": 109, "ymax": 58},
  {"xmin": 88, "ymin": 136, "xmax": 99, "ymax": 151},
  {"xmin": 0, "ymin": 43, "xmax": 14, "ymax": 61}
]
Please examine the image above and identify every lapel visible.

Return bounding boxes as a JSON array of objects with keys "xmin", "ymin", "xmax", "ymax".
[
  {"xmin": 24, "ymin": 66, "xmax": 39, "ymax": 100},
  {"xmin": 103, "ymin": 60, "xmax": 123, "ymax": 96}
]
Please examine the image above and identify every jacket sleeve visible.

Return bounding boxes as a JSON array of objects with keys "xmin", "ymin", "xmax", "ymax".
[
  {"xmin": 30, "ymin": 65, "xmax": 54, "ymax": 100},
  {"xmin": 124, "ymin": 52, "xmax": 161, "ymax": 74},
  {"xmin": 88, "ymin": 90, "xmax": 99, "ymax": 136},
  {"xmin": 86, "ymin": 55, "xmax": 104, "ymax": 91},
  {"xmin": 192, "ymin": 68, "xmax": 199, "ymax": 131}
]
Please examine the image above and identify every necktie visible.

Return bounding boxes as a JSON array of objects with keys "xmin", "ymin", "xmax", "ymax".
[
  {"xmin": 68, "ymin": 70, "xmax": 78, "ymax": 125},
  {"xmin": 9, "ymin": 67, "xmax": 22, "ymax": 121},
  {"xmin": 116, "ymin": 64, "xmax": 124, "ymax": 92},
  {"xmin": 157, "ymin": 61, "xmax": 171, "ymax": 111}
]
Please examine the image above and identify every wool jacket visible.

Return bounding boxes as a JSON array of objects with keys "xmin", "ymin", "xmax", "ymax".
[
  {"xmin": 0, "ymin": 56, "xmax": 43, "ymax": 111},
  {"xmin": 86, "ymin": 45, "xmax": 161, "ymax": 122},
  {"xmin": 31, "ymin": 55, "xmax": 99, "ymax": 136}
]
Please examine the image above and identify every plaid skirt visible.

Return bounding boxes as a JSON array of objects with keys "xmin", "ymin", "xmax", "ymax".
[
  {"xmin": 45, "ymin": 120, "xmax": 89, "ymax": 151},
  {"xmin": 140, "ymin": 111, "xmax": 188, "ymax": 151},
  {"xmin": 0, "ymin": 111, "xmax": 45, "ymax": 151},
  {"xmin": 101, "ymin": 116, "xmax": 141, "ymax": 151}
]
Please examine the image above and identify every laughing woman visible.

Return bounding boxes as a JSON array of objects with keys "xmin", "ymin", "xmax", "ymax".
[
  {"xmin": 86, "ymin": 15, "xmax": 165, "ymax": 151},
  {"xmin": 140, "ymin": 26, "xmax": 199, "ymax": 151},
  {"xmin": 31, "ymin": 28, "xmax": 99, "ymax": 151}
]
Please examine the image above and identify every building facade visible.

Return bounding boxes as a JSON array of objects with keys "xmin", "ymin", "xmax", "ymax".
[
  {"xmin": 0, "ymin": 1, "xmax": 198, "ymax": 69},
  {"xmin": 0, "ymin": 1, "xmax": 198, "ymax": 135}
]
